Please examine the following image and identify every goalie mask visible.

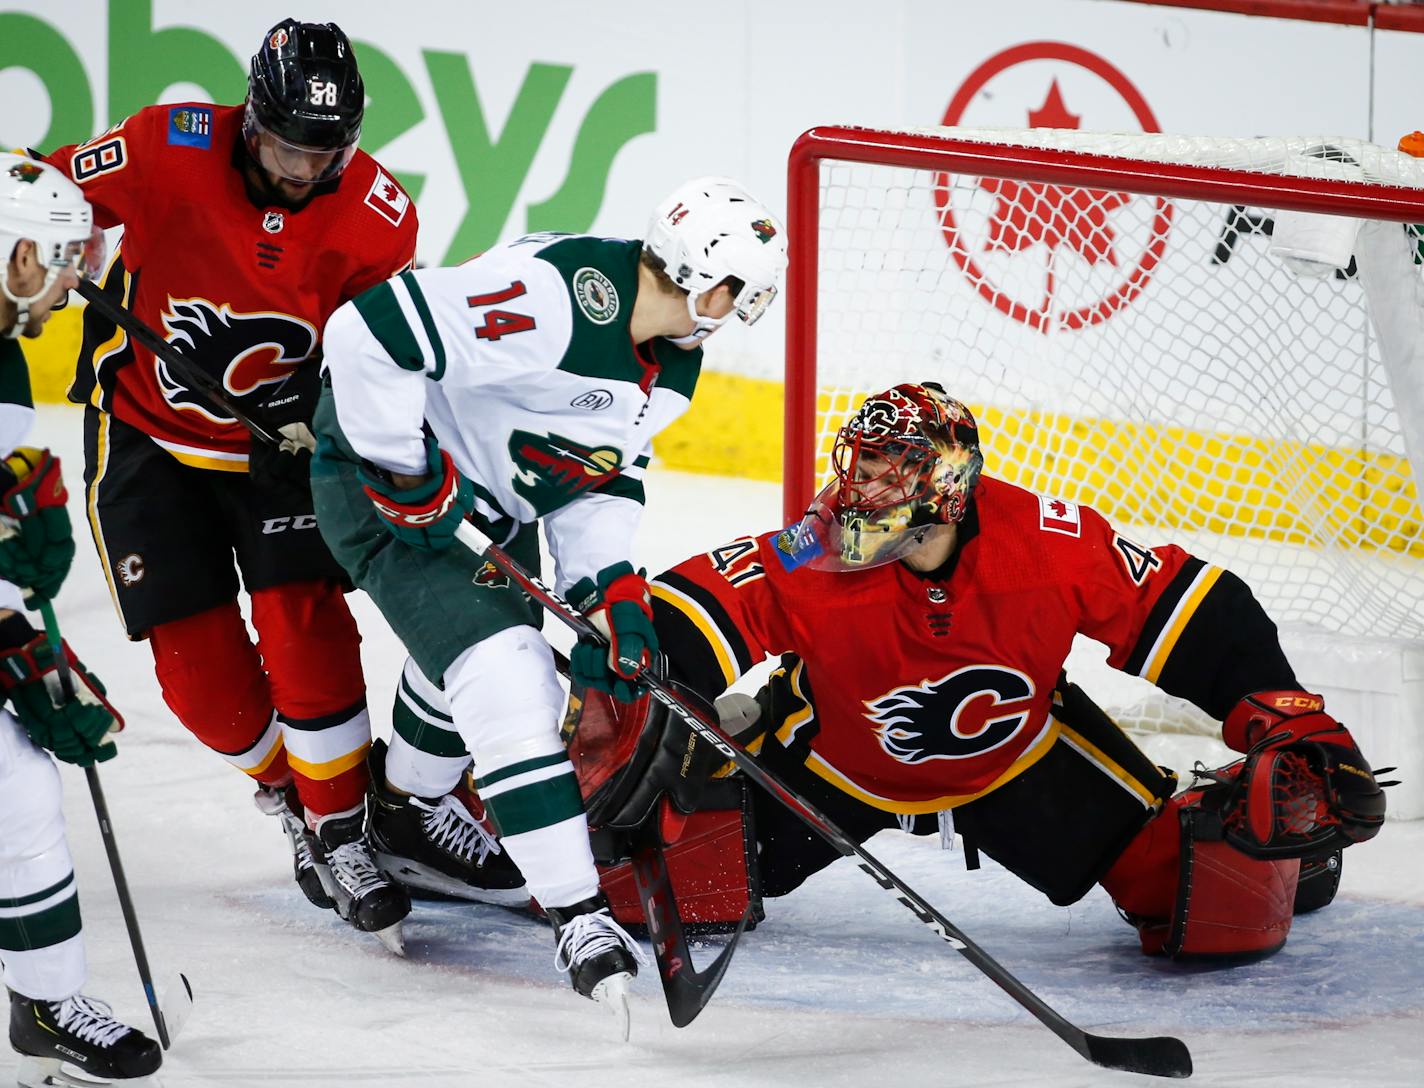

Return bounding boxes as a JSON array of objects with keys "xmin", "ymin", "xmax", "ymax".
[
  {"xmin": 644, "ymin": 176, "xmax": 788, "ymax": 345},
  {"xmin": 790, "ymin": 382, "xmax": 984, "ymax": 572}
]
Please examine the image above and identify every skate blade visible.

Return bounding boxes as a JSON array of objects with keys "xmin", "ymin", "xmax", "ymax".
[
  {"xmin": 374, "ymin": 851, "xmax": 530, "ymax": 907},
  {"xmin": 15, "ymin": 1054, "xmax": 164, "ymax": 1088},
  {"xmin": 374, "ymin": 921, "xmax": 406, "ymax": 957},
  {"xmin": 589, "ymin": 971, "xmax": 633, "ymax": 1043}
]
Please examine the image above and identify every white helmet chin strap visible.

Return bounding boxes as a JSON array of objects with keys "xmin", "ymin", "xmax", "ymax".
[
  {"xmin": 0, "ymin": 263, "xmax": 63, "ymax": 339},
  {"xmin": 666, "ymin": 289, "xmax": 733, "ymax": 346}
]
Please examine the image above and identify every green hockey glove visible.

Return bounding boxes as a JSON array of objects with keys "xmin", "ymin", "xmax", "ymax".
[
  {"xmin": 0, "ymin": 634, "xmax": 123, "ymax": 766},
  {"xmin": 0, "ymin": 447, "xmax": 75, "ymax": 603},
  {"xmin": 568, "ymin": 562, "xmax": 657, "ymax": 703}
]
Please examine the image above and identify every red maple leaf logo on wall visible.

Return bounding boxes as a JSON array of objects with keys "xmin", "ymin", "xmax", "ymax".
[{"xmin": 976, "ymin": 79, "xmax": 1131, "ymax": 268}]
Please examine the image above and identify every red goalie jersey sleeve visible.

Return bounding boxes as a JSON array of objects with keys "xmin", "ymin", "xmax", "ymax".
[
  {"xmin": 651, "ymin": 475, "xmax": 1296, "ymax": 814},
  {"xmin": 46, "ymin": 103, "xmax": 417, "ymax": 471}
]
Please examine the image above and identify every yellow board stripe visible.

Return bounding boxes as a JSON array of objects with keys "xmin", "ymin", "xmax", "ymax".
[
  {"xmin": 286, "ymin": 743, "xmax": 371, "ymax": 783},
  {"xmin": 650, "ymin": 582, "xmax": 739, "ymax": 688},
  {"xmin": 1141, "ymin": 565, "xmax": 1224, "ymax": 684},
  {"xmin": 803, "ymin": 716, "xmax": 1061, "ymax": 816},
  {"xmin": 1056, "ymin": 723, "xmax": 1159, "ymax": 809}
]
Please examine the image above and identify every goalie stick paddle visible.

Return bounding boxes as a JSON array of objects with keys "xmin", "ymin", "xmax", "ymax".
[
  {"xmin": 39, "ymin": 602, "xmax": 189, "ymax": 1050},
  {"xmin": 454, "ymin": 521, "xmax": 1193, "ymax": 1078},
  {"xmin": 74, "ymin": 278, "xmax": 280, "ymax": 446},
  {"xmin": 546, "ymin": 649, "xmax": 753, "ymax": 1026}
]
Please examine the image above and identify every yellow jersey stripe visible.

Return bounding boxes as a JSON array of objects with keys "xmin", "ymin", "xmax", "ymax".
[
  {"xmin": 286, "ymin": 743, "xmax": 371, "ymax": 783},
  {"xmin": 84, "ymin": 412, "xmax": 126, "ymax": 629},
  {"xmin": 1057, "ymin": 724, "xmax": 1159, "ymax": 808},
  {"xmin": 650, "ymin": 582, "xmax": 738, "ymax": 688},
  {"xmin": 1140, "ymin": 565, "xmax": 1224, "ymax": 684}
]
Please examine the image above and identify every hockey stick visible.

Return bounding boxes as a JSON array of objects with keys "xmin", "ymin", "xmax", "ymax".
[
  {"xmin": 37, "ymin": 601, "xmax": 193, "ymax": 1050},
  {"xmin": 454, "ymin": 521, "xmax": 1192, "ymax": 1078},
  {"xmin": 548, "ymin": 648, "xmax": 753, "ymax": 1026},
  {"xmin": 74, "ymin": 278, "xmax": 279, "ymax": 445}
]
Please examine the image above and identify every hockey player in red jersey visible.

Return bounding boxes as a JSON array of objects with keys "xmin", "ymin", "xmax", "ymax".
[
  {"xmin": 40, "ymin": 19, "xmax": 437, "ymax": 948},
  {"xmin": 575, "ymin": 382, "xmax": 1389, "ymax": 960}
]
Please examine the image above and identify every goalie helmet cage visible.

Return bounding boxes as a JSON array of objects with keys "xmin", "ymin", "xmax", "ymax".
[{"xmin": 785, "ymin": 126, "xmax": 1424, "ymax": 644}]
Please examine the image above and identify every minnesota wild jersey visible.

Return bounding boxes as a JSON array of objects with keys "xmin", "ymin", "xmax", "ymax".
[{"xmin": 323, "ymin": 233, "xmax": 703, "ymax": 586}]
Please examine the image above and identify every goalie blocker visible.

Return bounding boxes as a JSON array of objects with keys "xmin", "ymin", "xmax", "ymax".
[
  {"xmin": 562, "ymin": 669, "xmax": 763, "ymax": 931},
  {"xmin": 570, "ymin": 653, "xmax": 1387, "ymax": 959}
]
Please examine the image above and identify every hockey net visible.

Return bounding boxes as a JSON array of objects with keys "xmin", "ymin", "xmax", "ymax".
[{"xmin": 785, "ymin": 126, "xmax": 1424, "ymax": 738}]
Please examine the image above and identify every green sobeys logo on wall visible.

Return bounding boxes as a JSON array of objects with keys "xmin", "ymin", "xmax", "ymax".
[{"xmin": 0, "ymin": 0, "xmax": 656, "ymax": 265}]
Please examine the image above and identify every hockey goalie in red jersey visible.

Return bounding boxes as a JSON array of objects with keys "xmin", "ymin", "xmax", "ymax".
[
  {"xmin": 571, "ymin": 382, "xmax": 1390, "ymax": 959},
  {"xmin": 35, "ymin": 19, "xmax": 466, "ymax": 949}
]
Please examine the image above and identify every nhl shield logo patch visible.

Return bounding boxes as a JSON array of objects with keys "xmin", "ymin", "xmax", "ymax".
[{"xmin": 573, "ymin": 267, "xmax": 619, "ymax": 325}]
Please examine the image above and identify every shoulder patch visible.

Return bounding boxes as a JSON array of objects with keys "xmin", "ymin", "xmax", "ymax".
[
  {"xmin": 1037, "ymin": 494, "xmax": 1081, "ymax": 537},
  {"xmin": 364, "ymin": 169, "xmax": 410, "ymax": 227},
  {"xmin": 166, "ymin": 107, "xmax": 212, "ymax": 149},
  {"xmin": 572, "ymin": 266, "xmax": 619, "ymax": 325},
  {"xmin": 772, "ymin": 525, "xmax": 821, "ymax": 572}
]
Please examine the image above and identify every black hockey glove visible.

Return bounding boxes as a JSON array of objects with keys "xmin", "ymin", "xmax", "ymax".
[
  {"xmin": 249, "ymin": 363, "xmax": 322, "ymax": 498},
  {"xmin": 0, "ymin": 447, "xmax": 76, "ymax": 603},
  {"xmin": 0, "ymin": 621, "xmax": 123, "ymax": 766}
]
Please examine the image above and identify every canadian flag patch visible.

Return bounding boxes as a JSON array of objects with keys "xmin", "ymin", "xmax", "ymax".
[
  {"xmin": 1038, "ymin": 494, "xmax": 1081, "ymax": 537},
  {"xmin": 364, "ymin": 170, "xmax": 410, "ymax": 227}
]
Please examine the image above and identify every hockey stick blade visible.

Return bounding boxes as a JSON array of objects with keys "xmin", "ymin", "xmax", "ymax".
[
  {"xmin": 157, "ymin": 973, "xmax": 195, "ymax": 1046},
  {"xmin": 1084, "ymin": 1032, "xmax": 1193, "ymax": 1079},
  {"xmin": 629, "ymin": 832, "xmax": 753, "ymax": 1027}
]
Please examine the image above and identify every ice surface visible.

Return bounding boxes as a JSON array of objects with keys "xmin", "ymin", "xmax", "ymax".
[{"xmin": 4, "ymin": 406, "xmax": 1421, "ymax": 1087}]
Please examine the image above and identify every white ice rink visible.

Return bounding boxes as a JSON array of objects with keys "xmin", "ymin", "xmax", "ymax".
[{"xmin": 5, "ymin": 404, "xmax": 1422, "ymax": 1088}]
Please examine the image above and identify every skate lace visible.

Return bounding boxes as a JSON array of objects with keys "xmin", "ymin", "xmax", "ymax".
[
  {"xmin": 328, "ymin": 840, "xmax": 386, "ymax": 898},
  {"xmin": 414, "ymin": 794, "xmax": 501, "ymax": 866},
  {"xmin": 553, "ymin": 908, "xmax": 650, "ymax": 973},
  {"xmin": 282, "ymin": 811, "xmax": 319, "ymax": 872},
  {"xmin": 49, "ymin": 995, "xmax": 130, "ymax": 1048}
]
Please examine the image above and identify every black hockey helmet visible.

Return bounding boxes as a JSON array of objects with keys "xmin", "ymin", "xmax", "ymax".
[{"xmin": 244, "ymin": 19, "xmax": 363, "ymax": 183}]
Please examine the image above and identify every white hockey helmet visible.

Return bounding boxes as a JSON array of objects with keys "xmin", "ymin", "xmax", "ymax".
[
  {"xmin": 644, "ymin": 176, "xmax": 788, "ymax": 345},
  {"xmin": 0, "ymin": 153, "xmax": 102, "ymax": 334}
]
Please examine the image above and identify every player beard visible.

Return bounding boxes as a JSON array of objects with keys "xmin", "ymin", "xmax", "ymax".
[{"xmin": 239, "ymin": 158, "xmax": 326, "ymax": 212}]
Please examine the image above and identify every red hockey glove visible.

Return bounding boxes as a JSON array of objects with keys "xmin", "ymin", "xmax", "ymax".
[
  {"xmin": 1218, "ymin": 690, "xmax": 1388, "ymax": 858},
  {"xmin": 0, "ymin": 634, "xmax": 123, "ymax": 766},
  {"xmin": 358, "ymin": 436, "xmax": 474, "ymax": 551},
  {"xmin": 568, "ymin": 563, "xmax": 658, "ymax": 703},
  {"xmin": 0, "ymin": 447, "xmax": 76, "ymax": 603}
]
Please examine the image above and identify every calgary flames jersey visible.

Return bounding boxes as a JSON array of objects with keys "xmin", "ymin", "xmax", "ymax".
[
  {"xmin": 652, "ymin": 475, "xmax": 1297, "ymax": 815},
  {"xmin": 46, "ymin": 103, "xmax": 417, "ymax": 470}
]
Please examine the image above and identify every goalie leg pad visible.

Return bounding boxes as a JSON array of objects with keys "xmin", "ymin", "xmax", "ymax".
[
  {"xmin": 595, "ymin": 779, "xmax": 762, "ymax": 931},
  {"xmin": 1103, "ymin": 792, "xmax": 1300, "ymax": 959}
]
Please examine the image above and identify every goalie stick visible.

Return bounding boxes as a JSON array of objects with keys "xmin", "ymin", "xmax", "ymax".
[
  {"xmin": 455, "ymin": 521, "xmax": 1193, "ymax": 1079},
  {"xmin": 74, "ymin": 278, "xmax": 280, "ymax": 446},
  {"xmin": 546, "ymin": 648, "xmax": 752, "ymax": 1027},
  {"xmin": 38, "ymin": 602, "xmax": 193, "ymax": 1051}
]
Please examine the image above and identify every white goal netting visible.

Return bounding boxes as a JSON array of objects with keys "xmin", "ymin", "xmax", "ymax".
[{"xmin": 792, "ymin": 127, "xmax": 1424, "ymax": 738}]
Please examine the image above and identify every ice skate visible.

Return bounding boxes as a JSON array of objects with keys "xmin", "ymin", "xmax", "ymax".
[
  {"xmin": 253, "ymin": 784, "xmax": 335, "ymax": 910},
  {"xmin": 9, "ymin": 990, "xmax": 161, "ymax": 1087},
  {"xmin": 547, "ymin": 893, "xmax": 649, "ymax": 1041},
  {"xmin": 367, "ymin": 740, "xmax": 529, "ymax": 906},
  {"xmin": 314, "ymin": 811, "xmax": 411, "ymax": 955}
]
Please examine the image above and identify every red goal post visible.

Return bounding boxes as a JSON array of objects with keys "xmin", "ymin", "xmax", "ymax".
[{"xmin": 783, "ymin": 125, "xmax": 1424, "ymax": 650}]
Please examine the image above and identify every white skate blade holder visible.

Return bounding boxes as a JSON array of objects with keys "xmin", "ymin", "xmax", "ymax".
[
  {"xmin": 590, "ymin": 971, "xmax": 633, "ymax": 1043},
  {"xmin": 15, "ymin": 1054, "xmax": 165, "ymax": 1088}
]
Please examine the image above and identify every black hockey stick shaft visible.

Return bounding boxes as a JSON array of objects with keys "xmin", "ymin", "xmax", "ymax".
[
  {"xmin": 74, "ymin": 278, "xmax": 279, "ymax": 445},
  {"xmin": 454, "ymin": 522, "xmax": 1192, "ymax": 1078},
  {"xmin": 38, "ymin": 602, "xmax": 173, "ymax": 1049},
  {"xmin": 548, "ymin": 648, "xmax": 752, "ymax": 1025}
]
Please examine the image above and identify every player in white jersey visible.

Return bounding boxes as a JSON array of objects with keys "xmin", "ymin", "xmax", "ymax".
[
  {"xmin": 0, "ymin": 154, "xmax": 162, "ymax": 1085},
  {"xmin": 312, "ymin": 177, "xmax": 786, "ymax": 1022}
]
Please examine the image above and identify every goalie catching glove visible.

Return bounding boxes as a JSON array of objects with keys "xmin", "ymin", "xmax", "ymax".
[
  {"xmin": 568, "ymin": 562, "xmax": 658, "ymax": 703},
  {"xmin": 1215, "ymin": 690, "xmax": 1390, "ymax": 858},
  {"xmin": 358, "ymin": 435, "xmax": 474, "ymax": 551},
  {"xmin": 0, "ymin": 447, "xmax": 75, "ymax": 603},
  {"xmin": 0, "ymin": 624, "xmax": 123, "ymax": 767}
]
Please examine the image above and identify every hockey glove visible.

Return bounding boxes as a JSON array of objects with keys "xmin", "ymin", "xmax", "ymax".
[
  {"xmin": 0, "ymin": 447, "xmax": 75, "ymax": 603},
  {"xmin": 568, "ymin": 562, "xmax": 657, "ymax": 703},
  {"xmin": 0, "ymin": 634, "xmax": 123, "ymax": 766},
  {"xmin": 358, "ymin": 435, "xmax": 474, "ymax": 551},
  {"xmin": 250, "ymin": 363, "xmax": 321, "ymax": 498},
  {"xmin": 1217, "ymin": 690, "xmax": 1388, "ymax": 858}
]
